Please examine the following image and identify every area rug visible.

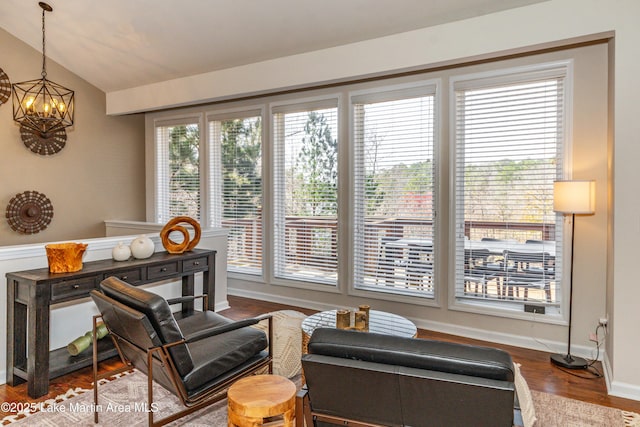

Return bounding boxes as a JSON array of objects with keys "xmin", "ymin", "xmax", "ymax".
[{"xmin": 2, "ymin": 369, "xmax": 639, "ymax": 426}]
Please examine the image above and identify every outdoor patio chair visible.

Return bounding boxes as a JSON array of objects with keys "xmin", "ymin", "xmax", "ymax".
[
  {"xmin": 502, "ymin": 250, "xmax": 555, "ymax": 301},
  {"xmin": 90, "ymin": 276, "xmax": 272, "ymax": 427},
  {"xmin": 464, "ymin": 248, "xmax": 495, "ymax": 297}
]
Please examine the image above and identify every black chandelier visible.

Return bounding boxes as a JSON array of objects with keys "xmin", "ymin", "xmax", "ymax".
[{"xmin": 12, "ymin": 2, "xmax": 74, "ymax": 139}]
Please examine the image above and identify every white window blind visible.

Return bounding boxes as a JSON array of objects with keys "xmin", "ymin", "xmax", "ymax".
[
  {"xmin": 352, "ymin": 84, "xmax": 436, "ymax": 296},
  {"xmin": 155, "ymin": 119, "xmax": 201, "ymax": 223},
  {"xmin": 273, "ymin": 102, "xmax": 338, "ymax": 285},
  {"xmin": 209, "ymin": 113, "xmax": 263, "ymax": 275},
  {"xmin": 453, "ymin": 65, "xmax": 566, "ymax": 307}
]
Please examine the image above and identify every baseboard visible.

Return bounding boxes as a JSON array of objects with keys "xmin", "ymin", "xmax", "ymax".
[
  {"xmin": 411, "ymin": 317, "xmax": 600, "ymax": 361},
  {"xmin": 215, "ymin": 299, "xmax": 230, "ymax": 312},
  {"xmin": 228, "ymin": 287, "xmax": 601, "ymax": 361},
  {"xmin": 605, "ymin": 354, "xmax": 640, "ymax": 400},
  {"xmin": 228, "ymin": 288, "xmax": 342, "ymax": 313},
  {"xmin": 601, "ymin": 352, "xmax": 640, "ymax": 401}
]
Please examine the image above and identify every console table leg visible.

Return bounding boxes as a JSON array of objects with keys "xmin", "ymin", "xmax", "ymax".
[
  {"xmin": 206, "ymin": 253, "xmax": 216, "ymax": 311},
  {"xmin": 27, "ymin": 289, "xmax": 50, "ymax": 398},
  {"xmin": 6, "ymin": 298, "xmax": 27, "ymax": 386}
]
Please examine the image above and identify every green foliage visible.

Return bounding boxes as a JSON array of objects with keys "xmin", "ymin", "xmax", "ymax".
[
  {"xmin": 221, "ymin": 118, "xmax": 262, "ymax": 219},
  {"xmin": 168, "ymin": 125, "xmax": 200, "ymax": 218},
  {"xmin": 294, "ymin": 112, "xmax": 338, "ymax": 216}
]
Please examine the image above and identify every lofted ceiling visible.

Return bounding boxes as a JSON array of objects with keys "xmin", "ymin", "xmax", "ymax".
[{"xmin": 0, "ymin": 0, "xmax": 547, "ymax": 93}]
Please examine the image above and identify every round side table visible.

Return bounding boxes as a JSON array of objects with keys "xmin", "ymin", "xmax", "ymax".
[{"xmin": 227, "ymin": 374, "xmax": 296, "ymax": 427}]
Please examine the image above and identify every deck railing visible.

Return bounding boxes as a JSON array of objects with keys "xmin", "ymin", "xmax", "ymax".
[{"xmin": 221, "ymin": 216, "xmax": 556, "ymax": 270}]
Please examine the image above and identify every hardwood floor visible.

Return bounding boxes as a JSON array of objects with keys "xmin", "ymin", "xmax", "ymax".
[{"xmin": 1, "ymin": 295, "xmax": 638, "ymax": 422}]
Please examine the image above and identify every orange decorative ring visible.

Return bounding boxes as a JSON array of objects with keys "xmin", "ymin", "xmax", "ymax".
[{"xmin": 160, "ymin": 216, "xmax": 201, "ymax": 254}]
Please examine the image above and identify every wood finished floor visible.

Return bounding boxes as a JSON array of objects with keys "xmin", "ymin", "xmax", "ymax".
[{"xmin": 1, "ymin": 295, "xmax": 638, "ymax": 421}]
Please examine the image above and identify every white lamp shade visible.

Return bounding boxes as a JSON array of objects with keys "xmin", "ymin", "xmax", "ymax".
[{"xmin": 553, "ymin": 180, "xmax": 595, "ymax": 214}]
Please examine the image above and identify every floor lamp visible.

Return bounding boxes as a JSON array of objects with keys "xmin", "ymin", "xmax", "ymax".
[{"xmin": 550, "ymin": 180, "xmax": 595, "ymax": 369}]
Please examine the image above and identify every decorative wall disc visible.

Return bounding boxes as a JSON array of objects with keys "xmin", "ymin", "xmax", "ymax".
[
  {"xmin": 20, "ymin": 125, "xmax": 67, "ymax": 155},
  {"xmin": 5, "ymin": 191, "xmax": 54, "ymax": 234},
  {"xmin": 0, "ymin": 68, "xmax": 10, "ymax": 105}
]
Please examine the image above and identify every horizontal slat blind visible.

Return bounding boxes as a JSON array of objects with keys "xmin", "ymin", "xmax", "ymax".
[
  {"xmin": 453, "ymin": 68, "xmax": 565, "ymax": 305},
  {"xmin": 273, "ymin": 104, "xmax": 339, "ymax": 284},
  {"xmin": 352, "ymin": 85, "xmax": 436, "ymax": 295},
  {"xmin": 208, "ymin": 115, "xmax": 262, "ymax": 275},
  {"xmin": 155, "ymin": 119, "xmax": 200, "ymax": 223}
]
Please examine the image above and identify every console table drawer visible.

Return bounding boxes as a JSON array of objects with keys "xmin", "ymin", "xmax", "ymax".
[
  {"xmin": 111, "ymin": 269, "xmax": 142, "ymax": 284},
  {"xmin": 147, "ymin": 262, "xmax": 178, "ymax": 280},
  {"xmin": 183, "ymin": 257, "xmax": 208, "ymax": 272},
  {"xmin": 51, "ymin": 276, "xmax": 100, "ymax": 302}
]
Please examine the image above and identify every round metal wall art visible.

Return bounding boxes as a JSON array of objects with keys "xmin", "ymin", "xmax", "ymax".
[
  {"xmin": 20, "ymin": 124, "xmax": 67, "ymax": 155},
  {"xmin": 5, "ymin": 191, "xmax": 54, "ymax": 234},
  {"xmin": 0, "ymin": 67, "xmax": 10, "ymax": 105}
]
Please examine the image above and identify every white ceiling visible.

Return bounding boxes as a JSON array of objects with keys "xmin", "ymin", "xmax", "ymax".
[{"xmin": 0, "ymin": 0, "xmax": 546, "ymax": 93}]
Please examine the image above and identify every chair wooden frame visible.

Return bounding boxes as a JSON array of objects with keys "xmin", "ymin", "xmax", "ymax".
[{"xmin": 92, "ymin": 293, "xmax": 273, "ymax": 427}]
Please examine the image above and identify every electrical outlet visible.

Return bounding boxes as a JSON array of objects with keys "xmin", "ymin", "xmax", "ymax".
[
  {"xmin": 599, "ymin": 317, "xmax": 608, "ymax": 327},
  {"xmin": 524, "ymin": 304, "xmax": 545, "ymax": 314}
]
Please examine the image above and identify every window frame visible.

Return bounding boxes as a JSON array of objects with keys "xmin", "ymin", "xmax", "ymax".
[
  {"xmin": 448, "ymin": 60, "xmax": 574, "ymax": 322},
  {"xmin": 148, "ymin": 112, "xmax": 205, "ymax": 225},
  {"xmin": 269, "ymin": 94, "xmax": 343, "ymax": 292},
  {"xmin": 348, "ymin": 80, "xmax": 442, "ymax": 305},
  {"xmin": 207, "ymin": 106, "xmax": 265, "ymax": 278}
]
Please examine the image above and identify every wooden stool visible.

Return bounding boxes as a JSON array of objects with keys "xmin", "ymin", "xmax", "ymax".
[{"xmin": 228, "ymin": 374, "xmax": 296, "ymax": 427}]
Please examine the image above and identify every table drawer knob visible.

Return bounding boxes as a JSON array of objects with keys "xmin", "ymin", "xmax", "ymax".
[
  {"xmin": 160, "ymin": 267, "xmax": 167, "ymax": 272},
  {"xmin": 120, "ymin": 276, "xmax": 128, "ymax": 281},
  {"xmin": 193, "ymin": 261, "xmax": 200, "ymax": 266},
  {"xmin": 73, "ymin": 285, "xmax": 80, "ymax": 289}
]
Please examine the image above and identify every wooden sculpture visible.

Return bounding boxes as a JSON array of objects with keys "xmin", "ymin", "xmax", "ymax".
[{"xmin": 160, "ymin": 216, "xmax": 201, "ymax": 254}]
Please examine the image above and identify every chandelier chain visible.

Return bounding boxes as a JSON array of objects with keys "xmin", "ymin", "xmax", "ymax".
[{"xmin": 41, "ymin": 5, "xmax": 47, "ymax": 78}]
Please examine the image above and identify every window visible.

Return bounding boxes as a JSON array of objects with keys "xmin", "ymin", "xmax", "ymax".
[
  {"xmin": 155, "ymin": 117, "xmax": 201, "ymax": 223},
  {"xmin": 272, "ymin": 100, "xmax": 339, "ymax": 285},
  {"xmin": 352, "ymin": 83, "xmax": 437, "ymax": 297},
  {"xmin": 209, "ymin": 112, "xmax": 263, "ymax": 275},
  {"xmin": 452, "ymin": 63, "xmax": 568, "ymax": 312},
  {"xmin": 147, "ymin": 56, "xmax": 584, "ymax": 320}
]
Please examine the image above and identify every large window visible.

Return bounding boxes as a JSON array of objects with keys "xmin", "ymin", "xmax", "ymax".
[
  {"xmin": 148, "ymin": 57, "xmax": 583, "ymax": 320},
  {"xmin": 155, "ymin": 117, "xmax": 201, "ymax": 223},
  {"xmin": 272, "ymin": 100, "xmax": 339, "ymax": 285},
  {"xmin": 209, "ymin": 112, "xmax": 263, "ymax": 275},
  {"xmin": 452, "ymin": 63, "xmax": 568, "ymax": 312},
  {"xmin": 352, "ymin": 83, "xmax": 437, "ymax": 297}
]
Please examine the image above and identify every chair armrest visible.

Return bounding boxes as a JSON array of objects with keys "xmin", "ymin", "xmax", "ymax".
[
  {"xmin": 182, "ymin": 317, "xmax": 262, "ymax": 343},
  {"xmin": 166, "ymin": 295, "xmax": 205, "ymax": 305}
]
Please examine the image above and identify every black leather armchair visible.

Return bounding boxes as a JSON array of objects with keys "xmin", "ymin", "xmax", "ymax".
[
  {"xmin": 297, "ymin": 328, "xmax": 520, "ymax": 427},
  {"xmin": 90, "ymin": 276, "xmax": 272, "ymax": 427}
]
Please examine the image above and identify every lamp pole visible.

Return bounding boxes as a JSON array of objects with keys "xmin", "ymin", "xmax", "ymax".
[
  {"xmin": 550, "ymin": 212, "xmax": 587, "ymax": 369},
  {"xmin": 550, "ymin": 179, "xmax": 595, "ymax": 370}
]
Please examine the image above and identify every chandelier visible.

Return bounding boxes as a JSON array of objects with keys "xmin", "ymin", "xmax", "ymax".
[{"xmin": 12, "ymin": 2, "xmax": 74, "ymax": 140}]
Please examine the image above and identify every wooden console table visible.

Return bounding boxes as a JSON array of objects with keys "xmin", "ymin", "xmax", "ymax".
[{"xmin": 6, "ymin": 249, "xmax": 216, "ymax": 398}]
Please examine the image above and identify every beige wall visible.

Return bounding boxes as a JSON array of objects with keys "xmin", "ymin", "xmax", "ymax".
[
  {"xmin": 106, "ymin": 0, "xmax": 640, "ymax": 398},
  {"xmin": 121, "ymin": 0, "xmax": 638, "ymax": 398},
  {"xmin": 193, "ymin": 42, "xmax": 606, "ymax": 354},
  {"xmin": 0, "ymin": 28, "xmax": 145, "ymax": 246}
]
